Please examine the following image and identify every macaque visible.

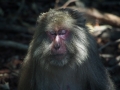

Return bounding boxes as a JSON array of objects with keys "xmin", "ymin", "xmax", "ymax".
[{"xmin": 18, "ymin": 8, "xmax": 115, "ymax": 90}]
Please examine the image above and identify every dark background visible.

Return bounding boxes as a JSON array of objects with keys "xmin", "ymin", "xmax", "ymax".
[{"xmin": 0, "ymin": 0, "xmax": 120, "ymax": 90}]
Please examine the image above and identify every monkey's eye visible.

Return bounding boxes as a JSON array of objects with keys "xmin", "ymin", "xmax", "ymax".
[
  {"xmin": 58, "ymin": 30, "xmax": 67, "ymax": 35},
  {"xmin": 49, "ymin": 31, "xmax": 56, "ymax": 35}
]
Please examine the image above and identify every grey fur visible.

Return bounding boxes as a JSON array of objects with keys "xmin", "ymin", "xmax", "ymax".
[{"xmin": 18, "ymin": 8, "xmax": 115, "ymax": 90}]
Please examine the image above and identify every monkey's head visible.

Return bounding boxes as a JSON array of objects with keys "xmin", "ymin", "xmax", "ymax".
[{"xmin": 32, "ymin": 8, "xmax": 90, "ymax": 69}]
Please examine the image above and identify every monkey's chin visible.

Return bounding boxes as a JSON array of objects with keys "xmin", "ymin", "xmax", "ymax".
[{"xmin": 49, "ymin": 54, "xmax": 69, "ymax": 67}]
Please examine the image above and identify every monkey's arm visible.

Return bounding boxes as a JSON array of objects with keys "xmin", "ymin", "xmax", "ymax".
[
  {"xmin": 88, "ymin": 60, "xmax": 115, "ymax": 90},
  {"xmin": 18, "ymin": 57, "xmax": 34, "ymax": 90}
]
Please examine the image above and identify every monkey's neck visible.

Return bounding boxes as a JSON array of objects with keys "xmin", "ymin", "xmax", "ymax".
[{"xmin": 47, "ymin": 65, "xmax": 77, "ymax": 78}]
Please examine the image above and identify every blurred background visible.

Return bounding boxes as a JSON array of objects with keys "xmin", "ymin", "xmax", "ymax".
[{"xmin": 0, "ymin": 0, "xmax": 120, "ymax": 90}]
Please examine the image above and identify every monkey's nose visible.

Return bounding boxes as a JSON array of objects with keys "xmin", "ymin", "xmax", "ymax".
[{"xmin": 54, "ymin": 43, "xmax": 60, "ymax": 50}]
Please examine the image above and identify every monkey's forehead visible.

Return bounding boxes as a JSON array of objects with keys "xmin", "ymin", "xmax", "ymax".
[{"xmin": 38, "ymin": 9, "xmax": 75, "ymax": 30}]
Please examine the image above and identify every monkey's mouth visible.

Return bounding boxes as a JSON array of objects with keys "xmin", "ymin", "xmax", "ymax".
[{"xmin": 51, "ymin": 54, "xmax": 66, "ymax": 60}]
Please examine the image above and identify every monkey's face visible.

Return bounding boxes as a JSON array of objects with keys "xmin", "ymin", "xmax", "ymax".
[
  {"xmin": 47, "ymin": 29, "xmax": 68, "ymax": 57},
  {"xmin": 35, "ymin": 9, "xmax": 87, "ymax": 67}
]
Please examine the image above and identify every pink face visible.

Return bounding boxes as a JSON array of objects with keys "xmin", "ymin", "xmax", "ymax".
[{"xmin": 47, "ymin": 29, "xmax": 69, "ymax": 55}]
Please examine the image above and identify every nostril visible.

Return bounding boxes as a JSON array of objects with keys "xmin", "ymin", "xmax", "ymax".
[{"xmin": 54, "ymin": 43, "xmax": 60, "ymax": 50}]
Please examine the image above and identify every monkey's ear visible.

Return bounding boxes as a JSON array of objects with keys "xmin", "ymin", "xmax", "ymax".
[
  {"xmin": 70, "ymin": 9, "xmax": 86, "ymax": 26},
  {"xmin": 36, "ymin": 12, "xmax": 48, "ymax": 25},
  {"xmin": 58, "ymin": 8, "xmax": 86, "ymax": 26}
]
